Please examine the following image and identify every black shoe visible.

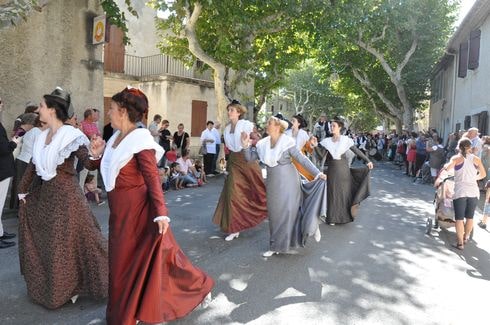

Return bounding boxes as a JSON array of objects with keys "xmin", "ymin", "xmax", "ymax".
[
  {"xmin": 0, "ymin": 232, "xmax": 16, "ymax": 240},
  {"xmin": 0, "ymin": 240, "xmax": 15, "ymax": 249}
]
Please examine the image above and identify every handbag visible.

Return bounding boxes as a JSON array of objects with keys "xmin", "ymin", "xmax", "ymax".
[{"xmin": 199, "ymin": 143, "xmax": 207, "ymax": 155}]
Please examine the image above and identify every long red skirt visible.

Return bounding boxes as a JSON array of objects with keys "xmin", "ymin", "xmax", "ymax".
[{"xmin": 107, "ymin": 159, "xmax": 213, "ymax": 325}]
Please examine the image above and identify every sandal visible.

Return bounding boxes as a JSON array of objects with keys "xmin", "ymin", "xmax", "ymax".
[
  {"xmin": 452, "ymin": 243, "xmax": 464, "ymax": 250},
  {"xmin": 478, "ymin": 221, "xmax": 487, "ymax": 229}
]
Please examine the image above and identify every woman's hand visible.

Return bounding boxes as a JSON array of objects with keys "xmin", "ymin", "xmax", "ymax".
[
  {"xmin": 90, "ymin": 135, "xmax": 106, "ymax": 158},
  {"xmin": 318, "ymin": 173, "xmax": 327, "ymax": 180},
  {"xmin": 310, "ymin": 136, "xmax": 318, "ymax": 147},
  {"xmin": 241, "ymin": 131, "xmax": 251, "ymax": 148},
  {"xmin": 11, "ymin": 136, "xmax": 20, "ymax": 145},
  {"xmin": 157, "ymin": 219, "xmax": 169, "ymax": 235},
  {"xmin": 366, "ymin": 162, "xmax": 374, "ymax": 169}
]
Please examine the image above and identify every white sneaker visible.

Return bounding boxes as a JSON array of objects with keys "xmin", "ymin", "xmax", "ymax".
[
  {"xmin": 262, "ymin": 250, "xmax": 278, "ymax": 257},
  {"xmin": 225, "ymin": 232, "xmax": 239, "ymax": 241},
  {"xmin": 314, "ymin": 228, "xmax": 321, "ymax": 242},
  {"xmin": 329, "ymin": 223, "xmax": 335, "ymax": 226}
]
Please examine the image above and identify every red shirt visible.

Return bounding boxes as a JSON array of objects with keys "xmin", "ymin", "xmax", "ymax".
[{"xmin": 80, "ymin": 120, "xmax": 101, "ymax": 139}]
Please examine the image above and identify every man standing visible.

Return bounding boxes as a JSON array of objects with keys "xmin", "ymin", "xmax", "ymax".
[
  {"xmin": 313, "ymin": 113, "xmax": 332, "ymax": 169},
  {"xmin": 148, "ymin": 114, "xmax": 162, "ymax": 143},
  {"xmin": 212, "ymin": 121, "xmax": 221, "ymax": 174},
  {"xmin": 0, "ymin": 96, "xmax": 19, "ymax": 248},
  {"xmin": 200, "ymin": 121, "xmax": 217, "ymax": 176},
  {"xmin": 79, "ymin": 108, "xmax": 101, "ymax": 188},
  {"xmin": 467, "ymin": 127, "xmax": 482, "ymax": 157}
]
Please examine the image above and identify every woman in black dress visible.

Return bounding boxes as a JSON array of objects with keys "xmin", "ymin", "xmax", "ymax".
[
  {"xmin": 173, "ymin": 123, "xmax": 190, "ymax": 156},
  {"xmin": 319, "ymin": 119, "xmax": 373, "ymax": 224}
]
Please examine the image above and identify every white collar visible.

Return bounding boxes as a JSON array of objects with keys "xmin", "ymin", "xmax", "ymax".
[
  {"xmin": 32, "ymin": 125, "xmax": 88, "ymax": 181},
  {"xmin": 101, "ymin": 128, "xmax": 164, "ymax": 192},
  {"xmin": 320, "ymin": 136, "xmax": 354, "ymax": 160},
  {"xmin": 256, "ymin": 134, "xmax": 295, "ymax": 167}
]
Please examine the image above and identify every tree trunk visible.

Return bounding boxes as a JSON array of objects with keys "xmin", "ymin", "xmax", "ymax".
[
  {"xmin": 255, "ymin": 93, "xmax": 267, "ymax": 123},
  {"xmin": 403, "ymin": 108, "xmax": 413, "ymax": 131},
  {"xmin": 212, "ymin": 66, "xmax": 230, "ymax": 126},
  {"xmin": 395, "ymin": 118, "xmax": 403, "ymax": 134}
]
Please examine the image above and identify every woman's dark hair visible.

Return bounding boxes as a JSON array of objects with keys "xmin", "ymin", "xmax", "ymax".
[
  {"xmin": 226, "ymin": 101, "xmax": 247, "ymax": 119},
  {"xmin": 85, "ymin": 174, "xmax": 95, "ymax": 184},
  {"xmin": 43, "ymin": 96, "xmax": 69, "ymax": 122},
  {"xmin": 292, "ymin": 114, "xmax": 307, "ymax": 129},
  {"xmin": 111, "ymin": 87, "xmax": 149, "ymax": 123},
  {"xmin": 331, "ymin": 118, "xmax": 345, "ymax": 131},
  {"xmin": 458, "ymin": 138, "xmax": 472, "ymax": 157}
]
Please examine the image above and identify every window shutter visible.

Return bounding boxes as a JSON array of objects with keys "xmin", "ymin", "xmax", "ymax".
[
  {"xmin": 468, "ymin": 29, "xmax": 481, "ymax": 70},
  {"xmin": 464, "ymin": 115, "xmax": 471, "ymax": 129},
  {"xmin": 478, "ymin": 111, "xmax": 488, "ymax": 135},
  {"xmin": 458, "ymin": 41, "xmax": 468, "ymax": 78}
]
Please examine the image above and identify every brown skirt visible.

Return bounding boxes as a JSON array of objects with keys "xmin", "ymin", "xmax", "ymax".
[{"xmin": 212, "ymin": 151, "xmax": 267, "ymax": 233}]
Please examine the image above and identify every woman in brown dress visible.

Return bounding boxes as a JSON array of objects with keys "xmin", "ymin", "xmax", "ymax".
[
  {"xmin": 95, "ymin": 87, "xmax": 213, "ymax": 325},
  {"xmin": 17, "ymin": 88, "xmax": 108, "ymax": 309},
  {"xmin": 212, "ymin": 100, "xmax": 268, "ymax": 241}
]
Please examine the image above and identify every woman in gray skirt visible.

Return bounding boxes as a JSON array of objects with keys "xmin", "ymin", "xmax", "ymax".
[{"xmin": 242, "ymin": 116, "xmax": 327, "ymax": 257}]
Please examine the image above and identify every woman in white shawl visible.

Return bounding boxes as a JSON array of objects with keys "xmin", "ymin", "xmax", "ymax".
[
  {"xmin": 242, "ymin": 117, "xmax": 327, "ymax": 257},
  {"xmin": 17, "ymin": 87, "xmax": 108, "ymax": 309},
  {"xmin": 212, "ymin": 100, "xmax": 268, "ymax": 241},
  {"xmin": 285, "ymin": 114, "xmax": 316, "ymax": 181},
  {"xmin": 318, "ymin": 119, "xmax": 373, "ymax": 225}
]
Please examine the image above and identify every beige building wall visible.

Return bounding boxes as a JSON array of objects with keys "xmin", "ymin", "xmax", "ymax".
[{"xmin": 0, "ymin": 0, "xmax": 104, "ymax": 130}]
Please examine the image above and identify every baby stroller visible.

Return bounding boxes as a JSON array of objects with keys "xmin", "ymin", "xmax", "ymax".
[{"xmin": 425, "ymin": 169, "xmax": 474, "ymax": 239}]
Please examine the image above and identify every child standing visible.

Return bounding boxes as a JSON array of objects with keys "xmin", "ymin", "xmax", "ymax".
[{"xmin": 84, "ymin": 174, "xmax": 105, "ymax": 206}]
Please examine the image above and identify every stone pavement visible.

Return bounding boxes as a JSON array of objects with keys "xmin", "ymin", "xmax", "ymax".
[{"xmin": 1, "ymin": 161, "xmax": 489, "ymax": 325}]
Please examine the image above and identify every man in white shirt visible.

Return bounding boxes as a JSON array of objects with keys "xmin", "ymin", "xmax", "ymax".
[
  {"xmin": 200, "ymin": 121, "xmax": 217, "ymax": 176},
  {"xmin": 212, "ymin": 122, "xmax": 221, "ymax": 174},
  {"xmin": 467, "ymin": 127, "xmax": 482, "ymax": 157}
]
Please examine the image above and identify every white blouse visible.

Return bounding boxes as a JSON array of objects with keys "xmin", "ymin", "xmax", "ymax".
[
  {"xmin": 224, "ymin": 119, "xmax": 254, "ymax": 152},
  {"xmin": 285, "ymin": 128, "xmax": 310, "ymax": 150}
]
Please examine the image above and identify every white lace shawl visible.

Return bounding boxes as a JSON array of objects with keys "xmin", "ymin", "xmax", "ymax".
[
  {"xmin": 256, "ymin": 134, "xmax": 296, "ymax": 168},
  {"xmin": 32, "ymin": 125, "xmax": 89, "ymax": 181},
  {"xmin": 224, "ymin": 119, "xmax": 254, "ymax": 152},
  {"xmin": 285, "ymin": 128, "xmax": 310, "ymax": 150},
  {"xmin": 101, "ymin": 128, "xmax": 164, "ymax": 192},
  {"xmin": 320, "ymin": 135, "xmax": 354, "ymax": 160}
]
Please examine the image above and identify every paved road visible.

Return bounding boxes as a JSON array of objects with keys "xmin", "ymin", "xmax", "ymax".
[{"xmin": 1, "ymin": 161, "xmax": 489, "ymax": 325}]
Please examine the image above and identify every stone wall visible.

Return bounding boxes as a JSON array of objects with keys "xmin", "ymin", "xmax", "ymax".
[{"xmin": 0, "ymin": 0, "xmax": 104, "ymax": 129}]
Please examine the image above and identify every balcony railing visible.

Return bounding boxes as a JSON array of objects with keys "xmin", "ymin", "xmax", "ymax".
[{"xmin": 105, "ymin": 53, "xmax": 213, "ymax": 82}]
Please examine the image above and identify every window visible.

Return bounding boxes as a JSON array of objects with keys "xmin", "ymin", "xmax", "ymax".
[
  {"xmin": 431, "ymin": 71, "xmax": 444, "ymax": 102},
  {"xmin": 468, "ymin": 29, "xmax": 481, "ymax": 70},
  {"xmin": 464, "ymin": 115, "xmax": 471, "ymax": 130},
  {"xmin": 458, "ymin": 41, "xmax": 468, "ymax": 78}
]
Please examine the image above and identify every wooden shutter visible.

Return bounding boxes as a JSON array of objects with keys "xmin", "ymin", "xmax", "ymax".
[
  {"xmin": 468, "ymin": 29, "xmax": 481, "ymax": 70},
  {"xmin": 458, "ymin": 41, "xmax": 468, "ymax": 78},
  {"xmin": 191, "ymin": 100, "xmax": 208, "ymax": 137},
  {"xmin": 478, "ymin": 111, "xmax": 488, "ymax": 135},
  {"xmin": 104, "ymin": 25, "xmax": 125, "ymax": 73},
  {"xmin": 464, "ymin": 115, "xmax": 471, "ymax": 129}
]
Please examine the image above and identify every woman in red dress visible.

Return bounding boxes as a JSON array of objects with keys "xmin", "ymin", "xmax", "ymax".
[{"xmin": 94, "ymin": 87, "xmax": 214, "ymax": 325}]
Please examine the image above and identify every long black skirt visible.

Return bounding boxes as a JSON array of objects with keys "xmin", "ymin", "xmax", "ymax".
[{"xmin": 326, "ymin": 156, "xmax": 370, "ymax": 224}]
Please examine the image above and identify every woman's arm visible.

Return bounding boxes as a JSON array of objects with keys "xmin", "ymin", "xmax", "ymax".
[
  {"xmin": 288, "ymin": 145, "xmax": 321, "ymax": 177},
  {"xmin": 75, "ymin": 145, "xmax": 100, "ymax": 171},
  {"xmin": 18, "ymin": 161, "xmax": 35, "ymax": 195},
  {"xmin": 135, "ymin": 150, "xmax": 168, "ymax": 218},
  {"xmin": 350, "ymin": 145, "xmax": 373, "ymax": 169},
  {"xmin": 474, "ymin": 156, "xmax": 487, "ymax": 180}
]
